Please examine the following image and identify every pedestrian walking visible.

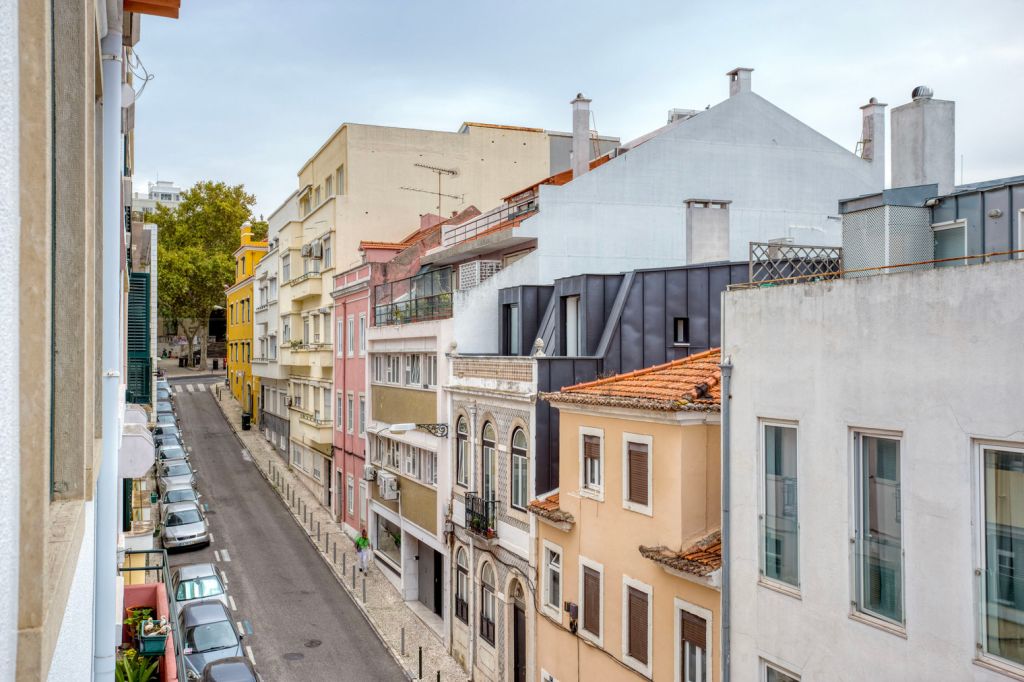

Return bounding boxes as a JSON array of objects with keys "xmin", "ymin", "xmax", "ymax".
[{"xmin": 355, "ymin": 528, "xmax": 371, "ymax": 573}]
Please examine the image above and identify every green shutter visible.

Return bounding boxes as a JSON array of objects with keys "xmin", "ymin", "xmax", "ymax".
[{"xmin": 127, "ymin": 273, "xmax": 151, "ymax": 403}]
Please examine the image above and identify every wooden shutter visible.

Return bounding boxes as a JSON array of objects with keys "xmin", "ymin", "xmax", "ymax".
[
  {"xmin": 628, "ymin": 443, "xmax": 649, "ymax": 506},
  {"xmin": 627, "ymin": 586, "xmax": 648, "ymax": 664},
  {"xmin": 681, "ymin": 610, "xmax": 706, "ymax": 650},
  {"xmin": 583, "ymin": 435, "xmax": 600, "ymax": 461},
  {"xmin": 583, "ymin": 567, "xmax": 600, "ymax": 636}
]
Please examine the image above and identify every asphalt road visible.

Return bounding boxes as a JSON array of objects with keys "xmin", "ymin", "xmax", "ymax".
[{"xmin": 166, "ymin": 377, "xmax": 405, "ymax": 681}]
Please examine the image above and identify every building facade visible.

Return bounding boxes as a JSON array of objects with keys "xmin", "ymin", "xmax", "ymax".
[
  {"xmin": 535, "ymin": 350, "xmax": 723, "ymax": 682},
  {"xmin": 226, "ymin": 221, "xmax": 267, "ymax": 417},
  {"xmin": 131, "ymin": 179, "xmax": 182, "ymax": 218}
]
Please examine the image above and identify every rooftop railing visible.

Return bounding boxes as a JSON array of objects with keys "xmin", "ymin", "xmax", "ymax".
[{"xmin": 442, "ymin": 193, "xmax": 538, "ymax": 247}]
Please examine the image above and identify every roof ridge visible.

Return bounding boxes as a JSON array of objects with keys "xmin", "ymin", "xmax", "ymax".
[{"xmin": 562, "ymin": 347, "xmax": 720, "ymax": 394}]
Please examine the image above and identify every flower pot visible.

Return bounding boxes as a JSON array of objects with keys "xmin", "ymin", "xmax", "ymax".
[
  {"xmin": 138, "ymin": 621, "xmax": 168, "ymax": 656},
  {"xmin": 149, "ymin": 491, "xmax": 159, "ymax": 504}
]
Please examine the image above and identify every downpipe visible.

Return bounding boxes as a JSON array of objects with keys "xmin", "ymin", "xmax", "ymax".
[{"xmin": 720, "ymin": 356, "xmax": 733, "ymax": 682}]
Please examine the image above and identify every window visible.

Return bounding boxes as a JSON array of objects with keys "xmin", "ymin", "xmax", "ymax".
[
  {"xmin": 680, "ymin": 607, "xmax": 708, "ymax": 682},
  {"xmin": 581, "ymin": 429, "xmax": 603, "ymax": 497},
  {"xmin": 544, "ymin": 542, "xmax": 562, "ymax": 614},
  {"xmin": 346, "ymin": 393, "xmax": 354, "ymax": 434},
  {"xmin": 359, "ymin": 481, "xmax": 368, "ymax": 525},
  {"xmin": 346, "ymin": 474, "xmax": 355, "ymax": 515},
  {"xmin": 314, "ymin": 185, "xmax": 321, "ymax": 206},
  {"xmin": 336, "ymin": 165, "xmax": 345, "ymax": 195},
  {"xmin": 624, "ymin": 581, "xmax": 651, "ymax": 670},
  {"xmin": 423, "ymin": 450, "xmax": 437, "ymax": 486},
  {"xmin": 337, "ymin": 319, "xmax": 345, "ymax": 356},
  {"xmin": 358, "ymin": 394, "xmax": 365, "ymax": 435},
  {"xmin": 481, "ymin": 422, "xmax": 496, "ymax": 501},
  {"xmin": 674, "ymin": 317, "xmax": 690, "ymax": 345},
  {"xmin": 302, "ymin": 316, "xmax": 310, "ymax": 344},
  {"xmin": 372, "ymin": 355, "xmax": 386, "ymax": 383},
  {"xmin": 455, "ymin": 549, "xmax": 469, "ymax": 623},
  {"xmin": 300, "ymin": 195, "xmax": 310, "ymax": 216},
  {"xmin": 325, "ymin": 175, "xmax": 332, "ymax": 197},
  {"xmin": 358, "ymin": 314, "xmax": 366, "ymax": 355},
  {"xmin": 456, "ymin": 417, "xmax": 469, "ymax": 487},
  {"xmin": 580, "ymin": 559, "xmax": 603, "ymax": 643},
  {"xmin": 510, "ymin": 428, "xmax": 528, "ymax": 511},
  {"xmin": 762, "ymin": 423, "xmax": 799, "ymax": 588},
  {"xmin": 282, "ymin": 316, "xmax": 290, "ymax": 342},
  {"xmin": 480, "ymin": 563, "xmax": 496, "ymax": 646},
  {"xmin": 405, "ymin": 354, "xmax": 421, "ymax": 385},
  {"xmin": 854, "ymin": 432, "xmax": 903, "ymax": 624},
  {"xmin": 982, "ymin": 444, "xmax": 1024, "ymax": 668},
  {"xmin": 623, "ymin": 435, "xmax": 652, "ymax": 514},
  {"xmin": 269, "ymin": 277, "xmax": 277, "ymax": 300},
  {"xmin": 424, "ymin": 354, "xmax": 437, "ymax": 387},
  {"xmin": 563, "ymin": 295, "xmax": 583, "ymax": 355},
  {"xmin": 763, "ymin": 661, "xmax": 800, "ymax": 682},
  {"xmin": 347, "ymin": 316, "xmax": 355, "ymax": 356},
  {"xmin": 384, "ymin": 438, "xmax": 400, "ymax": 470},
  {"xmin": 404, "ymin": 445, "xmax": 420, "ymax": 478},
  {"xmin": 505, "ymin": 303, "xmax": 520, "ymax": 355},
  {"xmin": 323, "ymin": 313, "xmax": 331, "ymax": 345},
  {"xmin": 323, "ymin": 236, "xmax": 331, "ymax": 268},
  {"xmin": 387, "ymin": 355, "xmax": 401, "ymax": 384},
  {"xmin": 282, "ymin": 254, "xmax": 290, "ymax": 281},
  {"xmin": 933, "ymin": 220, "xmax": 966, "ymax": 267}
]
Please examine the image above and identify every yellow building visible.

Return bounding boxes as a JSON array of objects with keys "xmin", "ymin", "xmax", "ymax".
[
  {"xmin": 531, "ymin": 349, "xmax": 723, "ymax": 682},
  {"xmin": 226, "ymin": 221, "xmax": 267, "ymax": 417}
]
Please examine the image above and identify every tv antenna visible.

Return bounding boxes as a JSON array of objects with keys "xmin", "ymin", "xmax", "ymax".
[{"xmin": 400, "ymin": 163, "xmax": 461, "ymax": 215}]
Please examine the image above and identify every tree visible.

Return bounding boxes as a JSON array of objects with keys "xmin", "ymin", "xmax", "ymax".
[{"xmin": 155, "ymin": 181, "xmax": 258, "ymax": 368}]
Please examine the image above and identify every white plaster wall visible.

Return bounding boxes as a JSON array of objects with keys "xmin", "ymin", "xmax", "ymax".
[
  {"xmin": 47, "ymin": 502, "xmax": 96, "ymax": 681},
  {"xmin": 723, "ymin": 259, "xmax": 1024, "ymax": 680},
  {"xmin": 0, "ymin": 0, "xmax": 18, "ymax": 676},
  {"xmin": 452, "ymin": 254, "xmax": 539, "ymax": 354}
]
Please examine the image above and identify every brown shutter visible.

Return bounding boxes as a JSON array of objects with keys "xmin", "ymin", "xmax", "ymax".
[
  {"xmin": 628, "ymin": 443, "xmax": 649, "ymax": 506},
  {"xmin": 583, "ymin": 567, "xmax": 600, "ymax": 636},
  {"xmin": 681, "ymin": 611, "xmax": 706, "ymax": 650},
  {"xmin": 583, "ymin": 435, "xmax": 600, "ymax": 461},
  {"xmin": 627, "ymin": 586, "xmax": 648, "ymax": 664}
]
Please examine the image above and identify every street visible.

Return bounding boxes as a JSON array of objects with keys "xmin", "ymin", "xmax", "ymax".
[{"xmin": 167, "ymin": 377, "xmax": 405, "ymax": 682}]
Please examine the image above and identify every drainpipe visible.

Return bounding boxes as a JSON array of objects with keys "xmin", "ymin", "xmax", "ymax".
[
  {"xmin": 94, "ymin": 22, "xmax": 123, "ymax": 680},
  {"xmin": 719, "ymin": 356, "xmax": 733, "ymax": 682}
]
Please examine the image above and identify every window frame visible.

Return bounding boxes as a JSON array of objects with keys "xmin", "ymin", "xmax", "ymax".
[
  {"xmin": 479, "ymin": 561, "xmax": 497, "ymax": 646},
  {"xmin": 346, "ymin": 474, "xmax": 355, "ymax": 515},
  {"xmin": 347, "ymin": 315, "xmax": 355, "ymax": 357},
  {"xmin": 674, "ymin": 598, "xmax": 713, "ymax": 682},
  {"xmin": 758, "ymin": 419, "xmax": 801, "ymax": 594},
  {"xmin": 358, "ymin": 393, "xmax": 365, "ymax": 436},
  {"xmin": 346, "ymin": 392, "xmax": 355, "ymax": 434},
  {"xmin": 510, "ymin": 427, "xmax": 528, "ymax": 511},
  {"xmin": 761, "ymin": 658, "xmax": 801, "ymax": 682},
  {"xmin": 454, "ymin": 548, "xmax": 469, "ymax": 624},
  {"xmin": 579, "ymin": 426, "xmax": 605, "ymax": 501},
  {"xmin": 931, "ymin": 218, "xmax": 968, "ymax": 266},
  {"xmin": 621, "ymin": 432, "xmax": 654, "ymax": 516},
  {"xmin": 542, "ymin": 540, "xmax": 563, "ymax": 620},
  {"xmin": 621, "ymin": 575, "xmax": 653, "ymax": 677},
  {"xmin": 337, "ymin": 318, "xmax": 345, "ymax": 357},
  {"xmin": 578, "ymin": 555, "xmax": 604, "ymax": 647},
  {"xmin": 358, "ymin": 313, "xmax": 367, "ymax": 355},
  {"xmin": 455, "ymin": 417, "xmax": 469, "ymax": 488}
]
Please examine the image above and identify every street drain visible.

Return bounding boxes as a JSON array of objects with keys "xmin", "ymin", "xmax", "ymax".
[
  {"xmin": 283, "ymin": 653, "xmax": 304, "ymax": 661},
  {"xmin": 304, "ymin": 640, "xmax": 322, "ymax": 648}
]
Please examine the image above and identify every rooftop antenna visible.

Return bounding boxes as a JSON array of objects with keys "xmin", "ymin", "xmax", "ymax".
[{"xmin": 400, "ymin": 163, "xmax": 460, "ymax": 215}]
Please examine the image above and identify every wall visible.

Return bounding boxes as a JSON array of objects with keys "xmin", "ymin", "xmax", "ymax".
[{"xmin": 723, "ymin": 258, "xmax": 1024, "ymax": 680}]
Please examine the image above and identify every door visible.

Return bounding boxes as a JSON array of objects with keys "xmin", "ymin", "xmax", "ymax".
[
  {"xmin": 513, "ymin": 599, "xmax": 526, "ymax": 682},
  {"xmin": 433, "ymin": 551, "xmax": 443, "ymax": 617}
]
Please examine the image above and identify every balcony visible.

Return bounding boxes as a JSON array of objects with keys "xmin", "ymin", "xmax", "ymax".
[
  {"xmin": 297, "ymin": 409, "xmax": 332, "ymax": 428},
  {"xmin": 288, "ymin": 271, "xmax": 323, "ymax": 302},
  {"xmin": 442, "ymin": 193, "xmax": 537, "ymax": 247},
  {"xmin": 374, "ymin": 267, "xmax": 452, "ymax": 326},
  {"xmin": 280, "ymin": 343, "xmax": 333, "ymax": 369},
  {"xmin": 465, "ymin": 492, "xmax": 497, "ymax": 540},
  {"xmin": 118, "ymin": 549, "xmax": 185, "ymax": 681}
]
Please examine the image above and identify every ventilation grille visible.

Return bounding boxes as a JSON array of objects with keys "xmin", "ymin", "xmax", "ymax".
[{"xmin": 457, "ymin": 260, "xmax": 502, "ymax": 291}]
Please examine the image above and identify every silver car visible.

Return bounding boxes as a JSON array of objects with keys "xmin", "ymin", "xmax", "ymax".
[
  {"xmin": 158, "ymin": 460, "xmax": 197, "ymax": 492},
  {"xmin": 158, "ymin": 444, "xmax": 188, "ymax": 462},
  {"xmin": 161, "ymin": 502, "xmax": 209, "ymax": 550},
  {"xmin": 155, "ymin": 431, "xmax": 183, "ymax": 449},
  {"xmin": 162, "ymin": 484, "xmax": 201, "ymax": 506},
  {"xmin": 155, "ymin": 412, "xmax": 177, "ymax": 428},
  {"xmin": 179, "ymin": 601, "xmax": 243, "ymax": 680},
  {"xmin": 172, "ymin": 563, "xmax": 228, "ymax": 612}
]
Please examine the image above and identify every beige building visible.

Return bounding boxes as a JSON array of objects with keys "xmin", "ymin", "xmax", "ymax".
[
  {"xmin": 533, "ymin": 349, "xmax": 723, "ymax": 682},
  {"xmin": 281, "ymin": 120, "xmax": 595, "ymax": 507}
]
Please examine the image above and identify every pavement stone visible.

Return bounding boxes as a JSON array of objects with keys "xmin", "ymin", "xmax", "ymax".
[{"xmin": 215, "ymin": 391, "xmax": 469, "ymax": 681}]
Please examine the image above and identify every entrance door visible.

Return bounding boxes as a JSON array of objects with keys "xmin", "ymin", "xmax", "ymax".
[
  {"xmin": 513, "ymin": 589, "xmax": 526, "ymax": 682},
  {"xmin": 433, "ymin": 551, "xmax": 443, "ymax": 617}
]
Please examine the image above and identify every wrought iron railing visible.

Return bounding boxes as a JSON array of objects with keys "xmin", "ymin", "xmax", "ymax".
[
  {"xmin": 443, "ymin": 194, "xmax": 538, "ymax": 247},
  {"xmin": 465, "ymin": 492, "xmax": 497, "ymax": 539},
  {"xmin": 374, "ymin": 267, "xmax": 453, "ymax": 326},
  {"xmin": 749, "ymin": 241, "xmax": 843, "ymax": 285}
]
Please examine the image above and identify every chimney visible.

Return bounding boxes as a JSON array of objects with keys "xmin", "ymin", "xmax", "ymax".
[
  {"xmin": 726, "ymin": 67, "xmax": 753, "ymax": 97},
  {"xmin": 240, "ymin": 220, "xmax": 253, "ymax": 245},
  {"xmin": 891, "ymin": 86, "xmax": 955, "ymax": 194},
  {"xmin": 859, "ymin": 97, "xmax": 887, "ymax": 189},
  {"xmin": 571, "ymin": 93, "xmax": 592, "ymax": 179}
]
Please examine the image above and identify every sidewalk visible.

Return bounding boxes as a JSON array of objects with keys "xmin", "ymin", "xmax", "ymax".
[
  {"xmin": 158, "ymin": 356, "xmax": 226, "ymax": 380},
  {"xmin": 214, "ymin": 391, "xmax": 468, "ymax": 682}
]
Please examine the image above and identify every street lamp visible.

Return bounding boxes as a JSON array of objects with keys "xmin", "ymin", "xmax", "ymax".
[{"xmin": 389, "ymin": 422, "xmax": 449, "ymax": 438}]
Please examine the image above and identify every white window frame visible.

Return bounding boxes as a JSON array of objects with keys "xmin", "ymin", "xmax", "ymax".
[
  {"xmin": 621, "ymin": 574, "xmax": 653, "ymax": 678},
  {"xmin": 335, "ymin": 392, "xmax": 344, "ymax": 430},
  {"xmin": 358, "ymin": 394, "xmax": 365, "ymax": 436},
  {"xmin": 359, "ymin": 480, "xmax": 368, "ymax": 525},
  {"xmin": 931, "ymin": 218, "xmax": 968, "ymax": 265},
  {"xmin": 358, "ymin": 313, "xmax": 367, "ymax": 355},
  {"xmin": 579, "ymin": 426, "xmax": 604, "ymax": 501},
  {"xmin": 621, "ymin": 432, "xmax": 654, "ymax": 516},
  {"xmin": 337, "ymin": 319, "xmax": 344, "ymax": 356},
  {"xmin": 674, "ymin": 598, "xmax": 713, "ymax": 682},
  {"xmin": 347, "ymin": 315, "xmax": 355, "ymax": 357},
  {"xmin": 541, "ymin": 671, "xmax": 559, "ymax": 682},
  {"xmin": 761, "ymin": 658, "xmax": 801, "ymax": 681},
  {"xmin": 758, "ymin": 419, "xmax": 801, "ymax": 596},
  {"xmin": 510, "ymin": 429, "xmax": 528, "ymax": 511},
  {"xmin": 346, "ymin": 474, "xmax": 355, "ymax": 515},
  {"xmin": 346, "ymin": 392, "xmax": 355, "ymax": 434},
  {"xmin": 578, "ymin": 555, "xmax": 604, "ymax": 647},
  {"xmin": 542, "ymin": 540, "xmax": 563, "ymax": 620}
]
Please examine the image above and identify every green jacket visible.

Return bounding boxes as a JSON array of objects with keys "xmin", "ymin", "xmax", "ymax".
[{"xmin": 355, "ymin": 536, "xmax": 370, "ymax": 551}]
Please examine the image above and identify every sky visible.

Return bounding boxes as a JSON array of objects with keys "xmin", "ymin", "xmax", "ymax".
[{"xmin": 134, "ymin": 0, "xmax": 1024, "ymax": 218}]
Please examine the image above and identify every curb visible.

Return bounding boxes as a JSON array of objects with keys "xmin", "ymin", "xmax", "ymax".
[{"xmin": 213, "ymin": 394, "xmax": 420, "ymax": 681}]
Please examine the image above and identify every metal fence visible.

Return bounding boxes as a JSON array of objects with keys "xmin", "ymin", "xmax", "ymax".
[
  {"xmin": 749, "ymin": 242, "xmax": 843, "ymax": 285},
  {"xmin": 373, "ymin": 267, "xmax": 453, "ymax": 326},
  {"xmin": 442, "ymin": 194, "xmax": 538, "ymax": 247}
]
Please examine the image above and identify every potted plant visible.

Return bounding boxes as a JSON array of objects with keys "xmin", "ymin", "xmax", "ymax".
[
  {"xmin": 124, "ymin": 607, "xmax": 153, "ymax": 639},
  {"xmin": 116, "ymin": 648, "xmax": 159, "ymax": 682},
  {"xmin": 138, "ymin": 619, "xmax": 170, "ymax": 656},
  {"xmin": 289, "ymin": 339, "xmax": 303, "ymax": 349}
]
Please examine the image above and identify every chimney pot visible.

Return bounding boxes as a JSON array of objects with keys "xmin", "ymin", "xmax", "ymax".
[
  {"xmin": 570, "ymin": 93, "xmax": 593, "ymax": 179},
  {"xmin": 726, "ymin": 67, "xmax": 754, "ymax": 97},
  {"xmin": 859, "ymin": 97, "xmax": 887, "ymax": 188}
]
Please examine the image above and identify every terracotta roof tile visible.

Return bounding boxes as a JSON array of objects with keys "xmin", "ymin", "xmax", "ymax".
[
  {"xmin": 526, "ymin": 493, "xmax": 575, "ymax": 525},
  {"xmin": 639, "ymin": 530, "xmax": 722, "ymax": 577},
  {"xmin": 542, "ymin": 348, "xmax": 721, "ymax": 412}
]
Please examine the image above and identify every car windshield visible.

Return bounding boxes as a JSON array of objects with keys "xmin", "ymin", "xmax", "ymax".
[
  {"xmin": 165, "ymin": 489, "xmax": 197, "ymax": 504},
  {"xmin": 164, "ymin": 464, "xmax": 191, "ymax": 477},
  {"xmin": 166, "ymin": 509, "xmax": 203, "ymax": 526},
  {"xmin": 185, "ymin": 620, "xmax": 236, "ymax": 653},
  {"xmin": 176, "ymin": 576, "xmax": 223, "ymax": 601},
  {"xmin": 160, "ymin": 448, "xmax": 184, "ymax": 458}
]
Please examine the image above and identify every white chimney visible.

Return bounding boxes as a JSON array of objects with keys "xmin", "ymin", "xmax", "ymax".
[
  {"xmin": 571, "ymin": 93, "xmax": 592, "ymax": 179},
  {"xmin": 859, "ymin": 96, "xmax": 887, "ymax": 189},
  {"xmin": 891, "ymin": 86, "xmax": 955, "ymax": 194},
  {"xmin": 726, "ymin": 67, "xmax": 753, "ymax": 97}
]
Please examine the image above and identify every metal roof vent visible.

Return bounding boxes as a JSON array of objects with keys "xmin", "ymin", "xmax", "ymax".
[{"xmin": 911, "ymin": 85, "xmax": 934, "ymax": 100}]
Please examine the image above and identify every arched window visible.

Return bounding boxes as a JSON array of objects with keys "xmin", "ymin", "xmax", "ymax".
[
  {"xmin": 455, "ymin": 548, "xmax": 469, "ymax": 623},
  {"xmin": 511, "ymin": 428, "xmax": 528, "ymax": 511},
  {"xmin": 480, "ymin": 562, "xmax": 496, "ymax": 645},
  {"xmin": 456, "ymin": 417, "xmax": 469, "ymax": 487},
  {"xmin": 481, "ymin": 422, "xmax": 496, "ymax": 502}
]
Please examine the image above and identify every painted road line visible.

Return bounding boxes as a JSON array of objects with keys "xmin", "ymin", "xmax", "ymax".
[
  {"xmin": 221, "ymin": 549, "xmax": 232, "ymax": 562},
  {"xmin": 174, "ymin": 385, "xmax": 183, "ymax": 393},
  {"xmin": 241, "ymin": 448, "xmax": 252, "ymax": 462},
  {"xmin": 245, "ymin": 645, "xmax": 255, "ymax": 666},
  {"xmin": 220, "ymin": 569, "xmax": 228, "ymax": 585},
  {"xmin": 208, "ymin": 532, "xmax": 214, "ymax": 544},
  {"xmin": 228, "ymin": 595, "xmax": 237, "ymax": 612},
  {"xmin": 213, "ymin": 549, "xmax": 222, "ymax": 562},
  {"xmin": 198, "ymin": 382, "xmax": 207, "ymax": 391},
  {"xmin": 236, "ymin": 621, "xmax": 245, "ymax": 636},
  {"xmin": 186, "ymin": 384, "xmax": 195, "ymax": 393}
]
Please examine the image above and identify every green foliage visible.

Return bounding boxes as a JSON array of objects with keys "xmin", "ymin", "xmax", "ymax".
[
  {"xmin": 124, "ymin": 607, "xmax": 154, "ymax": 637},
  {"xmin": 115, "ymin": 648, "xmax": 159, "ymax": 682}
]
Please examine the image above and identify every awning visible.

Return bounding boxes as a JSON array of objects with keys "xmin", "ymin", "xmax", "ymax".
[
  {"xmin": 119, "ymin": 423, "xmax": 156, "ymax": 478},
  {"xmin": 124, "ymin": 404, "xmax": 148, "ymax": 426}
]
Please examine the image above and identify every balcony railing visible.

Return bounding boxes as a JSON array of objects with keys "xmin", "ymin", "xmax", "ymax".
[
  {"xmin": 118, "ymin": 549, "xmax": 186, "ymax": 681},
  {"xmin": 442, "ymin": 193, "xmax": 538, "ymax": 247},
  {"xmin": 465, "ymin": 492, "xmax": 497, "ymax": 539},
  {"xmin": 295, "ymin": 408, "xmax": 332, "ymax": 427},
  {"xmin": 748, "ymin": 241, "xmax": 843, "ymax": 285},
  {"xmin": 374, "ymin": 267, "xmax": 453, "ymax": 326}
]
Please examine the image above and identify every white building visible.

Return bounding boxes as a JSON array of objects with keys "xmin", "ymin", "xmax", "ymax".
[
  {"xmin": 131, "ymin": 179, "xmax": 183, "ymax": 217},
  {"xmin": 723, "ymin": 255, "xmax": 1024, "ymax": 680}
]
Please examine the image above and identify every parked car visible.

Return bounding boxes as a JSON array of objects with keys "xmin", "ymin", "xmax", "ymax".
[
  {"xmin": 157, "ymin": 461, "xmax": 197, "ymax": 491},
  {"xmin": 157, "ymin": 378, "xmax": 170, "ymax": 391},
  {"xmin": 157, "ymin": 389, "xmax": 173, "ymax": 402},
  {"xmin": 156, "ymin": 400, "xmax": 174, "ymax": 413},
  {"xmin": 178, "ymin": 602, "xmax": 244, "ymax": 679},
  {"xmin": 155, "ymin": 433, "xmax": 184, "ymax": 451},
  {"xmin": 155, "ymin": 412, "xmax": 177, "ymax": 428},
  {"xmin": 153, "ymin": 423, "xmax": 181, "ymax": 440},
  {"xmin": 172, "ymin": 563, "xmax": 228, "ymax": 612},
  {"xmin": 202, "ymin": 657, "xmax": 257, "ymax": 682},
  {"xmin": 158, "ymin": 444, "xmax": 188, "ymax": 461},
  {"xmin": 160, "ymin": 501, "xmax": 209, "ymax": 550},
  {"xmin": 162, "ymin": 483, "xmax": 201, "ymax": 506}
]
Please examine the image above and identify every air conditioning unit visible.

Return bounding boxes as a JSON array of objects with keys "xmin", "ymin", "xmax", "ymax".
[
  {"xmin": 363, "ymin": 466, "xmax": 377, "ymax": 482},
  {"xmin": 377, "ymin": 471, "xmax": 399, "ymax": 500},
  {"xmin": 311, "ymin": 241, "xmax": 323, "ymax": 259},
  {"xmin": 301, "ymin": 244, "xmax": 312, "ymax": 257},
  {"xmin": 457, "ymin": 260, "xmax": 502, "ymax": 291}
]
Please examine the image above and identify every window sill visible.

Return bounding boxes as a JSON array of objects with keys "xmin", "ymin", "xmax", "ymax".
[
  {"xmin": 622, "ymin": 654, "xmax": 652, "ymax": 680},
  {"xmin": 757, "ymin": 577, "xmax": 802, "ymax": 600},
  {"xmin": 622, "ymin": 501, "xmax": 653, "ymax": 517},
  {"xmin": 580, "ymin": 488, "xmax": 604, "ymax": 503},
  {"xmin": 975, "ymin": 656, "xmax": 1024, "ymax": 680},
  {"xmin": 542, "ymin": 604, "xmax": 562, "ymax": 623},
  {"xmin": 848, "ymin": 610, "xmax": 907, "ymax": 639}
]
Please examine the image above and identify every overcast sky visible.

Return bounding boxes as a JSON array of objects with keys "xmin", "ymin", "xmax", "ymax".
[{"xmin": 134, "ymin": 0, "xmax": 1024, "ymax": 218}]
